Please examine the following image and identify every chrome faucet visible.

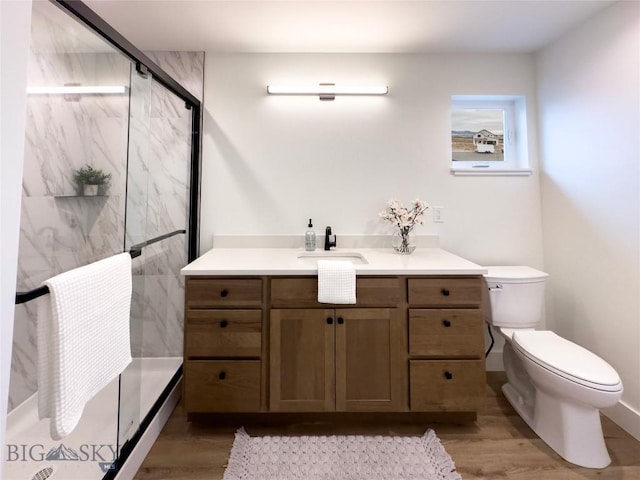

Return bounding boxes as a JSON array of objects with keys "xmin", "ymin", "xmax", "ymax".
[{"xmin": 324, "ymin": 226, "xmax": 337, "ymax": 251}]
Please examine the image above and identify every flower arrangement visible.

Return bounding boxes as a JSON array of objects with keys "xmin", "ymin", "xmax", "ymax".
[{"xmin": 379, "ymin": 199, "xmax": 429, "ymax": 254}]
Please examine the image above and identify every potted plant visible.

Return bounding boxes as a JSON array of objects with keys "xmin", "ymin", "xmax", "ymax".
[{"xmin": 73, "ymin": 165, "xmax": 112, "ymax": 196}]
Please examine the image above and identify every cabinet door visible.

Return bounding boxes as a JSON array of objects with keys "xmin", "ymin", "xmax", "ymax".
[
  {"xmin": 270, "ymin": 309, "xmax": 335, "ymax": 412},
  {"xmin": 335, "ymin": 308, "xmax": 406, "ymax": 412}
]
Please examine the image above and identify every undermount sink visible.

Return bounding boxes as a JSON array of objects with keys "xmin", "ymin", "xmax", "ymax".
[{"xmin": 297, "ymin": 251, "xmax": 368, "ymax": 265}]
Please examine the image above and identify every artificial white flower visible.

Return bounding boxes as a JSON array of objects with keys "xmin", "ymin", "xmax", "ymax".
[{"xmin": 379, "ymin": 198, "xmax": 429, "ymax": 230}]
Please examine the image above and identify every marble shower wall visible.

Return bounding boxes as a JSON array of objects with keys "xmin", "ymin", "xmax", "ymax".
[{"xmin": 9, "ymin": 11, "xmax": 204, "ymax": 410}]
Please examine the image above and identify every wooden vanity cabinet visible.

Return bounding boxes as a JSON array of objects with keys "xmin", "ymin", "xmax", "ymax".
[
  {"xmin": 183, "ymin": 274, "xmax": 486, "ymax": 417},
  {"xmin": 407, "ymin": 277, "xmax": 486, "ymax": 412},
  {"xmin": 184, "ymin": 277, "xmax": 264, "ymax": 413}
]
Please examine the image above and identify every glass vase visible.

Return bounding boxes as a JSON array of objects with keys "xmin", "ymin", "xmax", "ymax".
[{"xmin": 392, "ymin": 228, "xmax": 416, "ymax": 255}]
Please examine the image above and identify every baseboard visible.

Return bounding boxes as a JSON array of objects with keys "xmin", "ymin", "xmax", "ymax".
[
  {"xmin": 114, "ymin": 378, "xmax": 182, "ymax": 480},
  {"xmin": 603, "ymin": 399, "xmax": 640, "ymax": 442}
]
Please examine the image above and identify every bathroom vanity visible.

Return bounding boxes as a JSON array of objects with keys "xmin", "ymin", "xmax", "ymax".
[{"xmin": 181, "ymin": 247, "xmax": 487, "ymax": 419}]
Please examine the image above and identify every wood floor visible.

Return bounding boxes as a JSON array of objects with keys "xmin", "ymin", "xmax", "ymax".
[{"xmin": 133, "ymin": 372, "xmax": 640, "ymax": 479}]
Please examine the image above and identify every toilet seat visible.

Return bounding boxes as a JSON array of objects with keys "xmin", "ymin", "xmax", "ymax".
[{"xmin": 512, "ymin": 331, "xmax": 622, "ymax": 392}]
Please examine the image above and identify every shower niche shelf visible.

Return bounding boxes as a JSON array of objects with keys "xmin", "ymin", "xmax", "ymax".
[{"xmin": 53, "ymin": 194, "xmax": 109, "ymax": 198}]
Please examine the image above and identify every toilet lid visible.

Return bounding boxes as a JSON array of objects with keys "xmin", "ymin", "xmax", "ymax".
[
  {"xmin": 512, "ymin": 331, "xmax": 622, "ymax": 392},
  {"xmin": 483, "ymin": 266, "xmax": 549, "ymax": 283}
]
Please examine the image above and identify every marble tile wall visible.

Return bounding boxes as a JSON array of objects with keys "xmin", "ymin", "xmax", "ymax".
[
  {"xmin": 145, "ymin": 51, "xmax": 204, "ymax": 102},
  {"xmin": 9, "ymin": 2, "xmax": 204, "ymax": 410}
]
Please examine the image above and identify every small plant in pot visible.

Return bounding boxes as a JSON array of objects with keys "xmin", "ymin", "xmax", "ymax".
[{"xmin": 73, "ymin": 165, "xmax": 111, "ymax": 196}]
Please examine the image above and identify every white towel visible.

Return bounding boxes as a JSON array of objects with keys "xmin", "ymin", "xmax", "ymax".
[
  {"xmin": 317, "ymin": 260, "xmax": 356, "ymax": 304},
  {"xmin": 37, "ymin": 253, "xmax": 132, "ymax": 440}
]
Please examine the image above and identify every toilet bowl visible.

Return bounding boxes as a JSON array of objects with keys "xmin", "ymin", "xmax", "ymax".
[{"xmin": 484, "ymin": 266, "xmax": 623, "ymax": 469}]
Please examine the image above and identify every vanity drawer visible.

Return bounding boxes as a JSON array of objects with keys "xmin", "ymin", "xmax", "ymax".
[
  {"xmin": 270, "ymin": 277, "xmax": 401, "ymax": 307},
  {"xmin": 409, "ymin": 309, "xmax": 484, "ymax": 358},
  {"xmin": 409, "ymin": 360, "xmax": 485, "ymax": 412},
  {"xmin": 185, "ymin": 360, "xmax": 261, "ymax": 412},
  {"xmin": 186, "ymin": 277, "xmax": 263, "ymax": 308},
  {"xmin": 186, "ymin": 309, "xmax": 262, "ymax": 358},
  {"xmin": 408, "ymin": 277, "xmax": 482, "ymax": 307}
]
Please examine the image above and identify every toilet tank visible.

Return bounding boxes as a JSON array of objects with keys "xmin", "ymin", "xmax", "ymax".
[{"xmin": 484, "ymin": 266, "xmax": 549, "ymax": 328}]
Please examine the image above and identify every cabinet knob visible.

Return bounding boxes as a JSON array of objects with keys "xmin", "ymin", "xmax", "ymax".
[
  {"xmin": 442, "ymin": 319, "xmax": 452, "ymax": 328},
  {"xmin": 327, "ymin": 317, "xmax": 333, "ymax": 325},
  {"xmin": 220, "ymin": 320, "xmax": 228, "ymax": 328},
  {"xmin": 444, "ymin": 371, "xmax": 453, "ymax": 380},
  {"xmin": 337, "ymin": 317, "xmax": 344, "ymax": 325},
  {"xmin": 441, "ymin": 288, "xmax": 450, "ymax": 297},
  {"xmin": 220, "ymin": 289, "xmax": 229, "ymax": 298},
  {"xmin": 218, "ymin": 371, "xmax": 226, "ymax": 380}
]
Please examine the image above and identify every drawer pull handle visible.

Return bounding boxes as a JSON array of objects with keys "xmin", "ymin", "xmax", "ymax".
[
  {"xmin": 442, "ymin": 319, "xmax": 452, "ymax": 327},
  {"xmin": 444, "ymin": 371, "xmax": 453, "ymax": 380},
  {"xmin": 441, "ymin": 288, "xmax": 450, "ymax": 297},
  {"xmin": 220, "ymin": 289, "xmax": 229, "ymax": 298},
  {"xmin": 218, "ymin": 371, "xmax": 226, "ymax": 380},
  {"xmin": 337, "ymin": 317, "xmax": 344, "ymax": 325},
  {"xmin": 220, "ymin": 320, "xmax": 228, "ymax": 328},
  {"xmin": 327, "ymin": 317, "xmax": 333, "ymax": 325}
]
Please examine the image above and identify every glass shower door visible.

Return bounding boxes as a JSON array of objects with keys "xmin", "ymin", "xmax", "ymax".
[
  {"xmin": 118, "ymin": 62, "xmax": 191, "ymax": 457},
  {"xmin": 118, "ymin": 63, "xmax": 152, "ymax": 453}
]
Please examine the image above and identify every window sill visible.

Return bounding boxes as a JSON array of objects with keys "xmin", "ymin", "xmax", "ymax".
[{"xmin": 450, "ymin": 167, "xmax": 532, "ymax": 177}]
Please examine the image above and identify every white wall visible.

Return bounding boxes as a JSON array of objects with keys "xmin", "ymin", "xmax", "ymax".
[
  {"xmin": 537, "ymin": 1, "xmax": 640, "ymax": 438},
  {"xmin": 202, "ymin": 52, "xmax": 544, "ymax": 270},
  {"xmin": 0, "ymin": 0, "xmax": 32, "ymax": 475}
]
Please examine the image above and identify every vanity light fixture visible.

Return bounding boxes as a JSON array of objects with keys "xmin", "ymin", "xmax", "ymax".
[
  {"xmin": 26, "ymin": 85, "xmax": 128, "ymax": 95},
  {"xmin": 266, "ymin": 83, "xmax": 388, "ymax": 101}
]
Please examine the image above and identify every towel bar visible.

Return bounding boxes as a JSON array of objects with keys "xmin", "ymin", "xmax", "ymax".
[{"xmin": 14, "ymin": 229, "xmax": 186, "ymax": 305}]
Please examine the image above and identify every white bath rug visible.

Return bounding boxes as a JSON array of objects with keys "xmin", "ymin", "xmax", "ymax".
[{"xmin": 223, "ymin": 427, "xmax": 462, "ymax": 480}]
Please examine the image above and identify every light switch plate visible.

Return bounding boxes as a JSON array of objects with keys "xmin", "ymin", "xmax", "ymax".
[{"xmin": 433, "ymin": 206, "xmax": 444, "ymax": 223}]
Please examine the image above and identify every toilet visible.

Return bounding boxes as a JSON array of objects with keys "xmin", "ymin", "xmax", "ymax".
[{"xmin": 484, "ymin": 266, "xmax": 623, "ymax": 469}]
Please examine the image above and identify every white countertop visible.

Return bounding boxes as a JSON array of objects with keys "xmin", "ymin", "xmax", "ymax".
[{"xmin": 181, "ymin": 247, "xmax": 486, "ymax": 276}]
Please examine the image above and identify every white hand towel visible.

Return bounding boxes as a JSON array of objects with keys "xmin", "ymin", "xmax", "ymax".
[
  {"xmin": 37, "ymin": 253, "xmax": 133, "ymax": 440},
  {"xmin": 317, "ymin": 260, "xmax": 356, "ymax": 304}
]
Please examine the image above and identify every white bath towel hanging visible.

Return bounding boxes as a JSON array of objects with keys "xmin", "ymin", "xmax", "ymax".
[
  {"xmin": 317, "ymin": 260, "xmax": 357, "ymax": 304},
  {"xmin": 37, "ymin": 253, "xmax": 132, "ymax": 440}
]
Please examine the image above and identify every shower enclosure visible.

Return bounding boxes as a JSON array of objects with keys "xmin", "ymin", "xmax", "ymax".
[{"xmin": 4, "ymin": 1, "xmax": 201, "ymax": 479}]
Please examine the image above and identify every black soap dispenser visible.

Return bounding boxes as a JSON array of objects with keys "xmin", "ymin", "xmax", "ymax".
[{"xmin": 305, "ymin": 219, "xmax": 316, "ymax": 251}]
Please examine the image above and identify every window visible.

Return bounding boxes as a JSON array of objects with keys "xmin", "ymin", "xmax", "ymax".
[{"xmin": 450, "ymin": 95, "xmax": 531, "ymax": 176}]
